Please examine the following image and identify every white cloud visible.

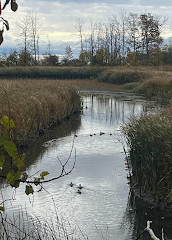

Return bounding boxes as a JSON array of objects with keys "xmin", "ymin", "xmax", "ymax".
[{"xmin": 1, "ymin": 0, "xmax": 172, "ymax": 56}]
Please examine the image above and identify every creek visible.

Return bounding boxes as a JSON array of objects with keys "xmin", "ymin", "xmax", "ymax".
[{"xmin": 1, "ymin": 91, "xmax": 171, "ymax": 239}]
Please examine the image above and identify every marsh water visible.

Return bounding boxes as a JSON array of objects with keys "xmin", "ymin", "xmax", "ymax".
[{"xmin": 1, "ymin": 92, "xmax": 171, "ymax": 239}]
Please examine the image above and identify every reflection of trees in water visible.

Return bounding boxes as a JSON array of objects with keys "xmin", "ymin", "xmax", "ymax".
[
  {"xmin": 82, "ymin": 93, "xmax": 146, "ymax": 126},
  {"xmin": 25, "ymin": 114, "xmax": 81, "ymax": 168}
]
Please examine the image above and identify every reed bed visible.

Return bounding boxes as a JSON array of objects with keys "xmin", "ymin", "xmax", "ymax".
[
  {"xmin": 0, "ymin": 79, "xmax": 80, "ymax": 146},
  {"xmin": 122, "ymin": 106, "xmax": 172, "ymax": 202}
]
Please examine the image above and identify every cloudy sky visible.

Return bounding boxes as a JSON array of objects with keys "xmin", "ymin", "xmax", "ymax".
[{"xmin": 1, "ymin": 0, "xmax": 172, "ymax": 57}]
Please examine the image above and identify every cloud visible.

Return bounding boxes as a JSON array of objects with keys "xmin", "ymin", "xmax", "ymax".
[
  {"xmin": 22, "ymin": 0, "xmax": 172, "ymax": 6},
  {"xmin": 1, "ymin": 0, "xmax": 172, "ymax": 56}
]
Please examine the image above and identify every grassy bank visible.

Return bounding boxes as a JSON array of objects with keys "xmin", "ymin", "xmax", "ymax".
[
  {"xmin": 0, "ymin": 79, "xmax": 80, "ymax": 146},
  {"xmin": 122, "ymin": 106, "xmax": 172, "ymax": 203},
  {"xmin": 2, "ymin": 66, "xmax": 172, "ymax": 102},
  {"xmin": 96, "ymin": 66, "xmax": 172, "ymax": 102}
]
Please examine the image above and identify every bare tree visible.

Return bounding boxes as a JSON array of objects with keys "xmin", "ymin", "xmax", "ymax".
[
  {"xmin": 126, "ymin": 13, "xmax": 140, "ymax": 53},
  {"xmin": 110, "ymin": 16, "xmax": 121, "ymax": 65},
  {"xmin": 75, "ymin": 17, "xmax": 85, "ymax": 63},
  {"xmin": 120, "ymin": 11, "xmax": 127, "ymax": 65},
  {"xmin": 17, "ymin": 15, "xmax": 31, "ymax": 53},
  {"xmin": 29, "ymin": 12, "xmax": 40, "ymax": 63}
]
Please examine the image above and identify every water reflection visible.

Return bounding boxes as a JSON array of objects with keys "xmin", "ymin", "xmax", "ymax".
[
  {"xmin": 25, "ymin": 114, "xmax": 81, "ymax": 168},
  {"xmin": 0, "ymin": 92, "xmax": 163, "ymax": 239},
  {"xmin": 82, "ymin": 93, "xmax": 145, "ymax": 128}
]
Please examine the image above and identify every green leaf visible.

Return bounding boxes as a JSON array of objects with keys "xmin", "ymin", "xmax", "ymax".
[
  {"xmin": 4, "ymin": 141, "xmax": 24, "ymax": 169},
  {"xmin": 0, "ymin": 115, "xmax": 15, "ymax": 130},
  {"xmin": 4, "ymin": 141, "xmax": 17, "ymax": 157},
  {"xmin": 40, "ymin": 171, "xmax": 49, "ymax": 180},
  {"xmin": 0, "ymin": 133, "xmax": 9, "ymax": 146},
  {"xmin": 25, "ymin": 185, "xmax": 34, "ymax": 195},
  {"xmin": 7, "ymin": 171, "xmax": 21, "ymax": 188},
  {"xmin": 0, "ymin": 206, "xmax": 5, "ymax": 212}
]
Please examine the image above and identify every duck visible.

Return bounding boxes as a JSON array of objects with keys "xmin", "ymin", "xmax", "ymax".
[
  {"xmin": 69, "ymin": 182, "xmax": 74, "ymax": 187},
  {"xmin": 77, "ymin": 189, "xmax": 82, "ymax": 194},
  {"xmin": 78, "ymin": 184, "xmax": 83, "ymax": 189},
  {"xmin": 100, "ymin": 131, "xmax": 105, "ymax": 136}
]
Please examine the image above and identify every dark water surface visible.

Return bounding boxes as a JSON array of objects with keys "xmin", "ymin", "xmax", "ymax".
[{"xmin": 1, "ymin": 92, "xmax": 170, "ymax": 239}]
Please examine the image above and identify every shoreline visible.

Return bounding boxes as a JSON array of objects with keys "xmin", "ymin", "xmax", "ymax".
[{"xmin": 129, "ymin": 175, "xmax": 172, "ymax": 226}]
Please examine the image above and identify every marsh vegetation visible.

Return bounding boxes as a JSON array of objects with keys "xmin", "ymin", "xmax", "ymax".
[
  {"xmin": 0, "ymin": 64, "xmax": 172, "ymax": 238},
  {"xmin": 0, "ymin": 79, "xmax": 80, "ymax": 146},
  {"xmin": 123, "ymin": 107, "xmax": 172, "ymax": 203}
]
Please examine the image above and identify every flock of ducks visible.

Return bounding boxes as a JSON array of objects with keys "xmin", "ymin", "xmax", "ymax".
[
  {"xmin": 75, "ymin": 131, "xmax": 113, "ymax": 138},
  {"xmin": 70, "ymin": 182, "xmax": 83, "ymax": 194}
]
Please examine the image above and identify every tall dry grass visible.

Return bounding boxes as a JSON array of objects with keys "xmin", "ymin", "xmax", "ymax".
[
  {"xmin": 107, "ymin": 66, "xmax": 172, "ymax": 102},
  {"xmin": 96, "ymin": 66, "xmax": 172, "ymax": 101},
  {"xmin": 0, "ymin": 206, "xmax": 88, "ymax": 239},
  {"xmin": 122, "ymin": 106, "xmax": 172, "ymax": 202},
  {"xmin": 0, "ymin": 79, "xmax": 80, "ymax": 146}
]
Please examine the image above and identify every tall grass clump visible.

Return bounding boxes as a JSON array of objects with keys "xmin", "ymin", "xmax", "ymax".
[
  {"xmin": 135, "ymin": 78, "xmax": 172, "ymax": 102},
  {"xmin": 98, "ymin": 70, "xmax": 147, "ymax": 84},
  {"xmin": 122, "ymin": 107, "xmax": 172, "ymax": 202},
  {"xmin": 0, "ymin": 79, "xmax": 81, "ymax": 146}
]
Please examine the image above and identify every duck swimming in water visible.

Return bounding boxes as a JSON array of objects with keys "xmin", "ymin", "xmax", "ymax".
[
  {"xmin": 77, "ymin": 189, "xmax": 82, "ymax": 194},
  {"xmin": 69, "ymin": 182, "xmax": 74, "ymax": 187},
  {"xmin": 78, "ymin": 184, "xmax": 83, "ymax": 189},
  {"xmin": 100, "ymin": 131, "xmax": 105, "ymax": 136}
]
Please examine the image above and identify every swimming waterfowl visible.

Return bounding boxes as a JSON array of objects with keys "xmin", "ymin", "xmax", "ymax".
[
  {"xmin": 100, "ymin": 131, "xmax": 105, "ymax": 136},
  {"xmin": 78, "ymin": 184, "xmax": 83, "ymax": 189},
  {"xmin": 70, "ymin": 182, "xmax": 74, "ymax": 187},
  {"xmin": 77, "ymin": 189, "xmax": 82, "ymax": 194}
]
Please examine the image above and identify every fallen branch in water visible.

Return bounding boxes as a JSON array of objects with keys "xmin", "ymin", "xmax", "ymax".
[{"xmin": 136, "ymin": 220, "xmax": 164, "ymax": 240}]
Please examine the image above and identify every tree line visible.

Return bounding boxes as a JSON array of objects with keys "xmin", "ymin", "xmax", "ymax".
[
  {"xmin": 1, "ymin": 11, "xmax": 172, "ymax": 67},
  {"xmin": 76, "ymin": 12, "xmax": 171, "ymax": 66}
]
